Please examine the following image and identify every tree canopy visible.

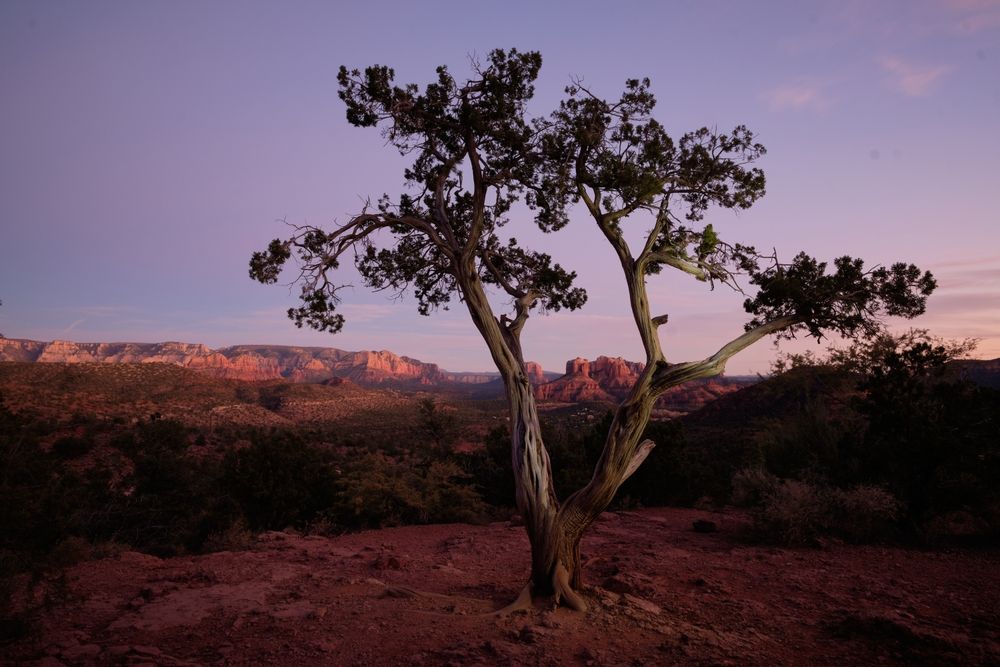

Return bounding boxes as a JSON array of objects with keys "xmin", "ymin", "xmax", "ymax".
[{"xmin": 251, "ymin": 48, "xmax": 934, "ymax": 358}]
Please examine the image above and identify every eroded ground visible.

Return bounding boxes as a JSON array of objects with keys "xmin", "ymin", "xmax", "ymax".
[{"xmin": 6, "ymin": 508, "xmax": 999, "ymax": 666}]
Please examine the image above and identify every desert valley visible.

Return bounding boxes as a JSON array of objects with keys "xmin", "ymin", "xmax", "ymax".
[{"xmin": 1, "ymin": 336, "xmax": 999, "ymax": 665}]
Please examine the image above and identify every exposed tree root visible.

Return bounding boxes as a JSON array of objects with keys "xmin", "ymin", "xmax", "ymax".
[
  {"xmin": 375, "ymin": 576, "xmax": 587, "ymax": 617},
  {"xmin": 492, "ymin": 583, "xmax": 534, "ymax": 616},
  {"xmin": 553, "ymin": 564, "xmax": 588, "ymax": 612}
]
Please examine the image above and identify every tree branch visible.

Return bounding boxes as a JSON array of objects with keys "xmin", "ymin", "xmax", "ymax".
[
  {"xmin": 462, "ymin": 128, "xmax": 488, "ymax": 263},
  {"xmin": 652, "ymin": 315, "xmax": 797, "ymax": 391}
]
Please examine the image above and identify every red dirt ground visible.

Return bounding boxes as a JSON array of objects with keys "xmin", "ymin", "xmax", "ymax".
[{"xmin": 6, "ymin": 508, "xmax": 999, "ymax": 666}]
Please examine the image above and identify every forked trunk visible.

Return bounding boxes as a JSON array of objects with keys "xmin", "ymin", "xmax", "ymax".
[{"xmin": 459, "ymin": 269, "xmax": 652, "ymax": 611}]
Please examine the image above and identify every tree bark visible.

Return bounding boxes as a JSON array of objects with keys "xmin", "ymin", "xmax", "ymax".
[{"xmin": 454, "ymin": 270, "xmax": 571, "ymax": 596}]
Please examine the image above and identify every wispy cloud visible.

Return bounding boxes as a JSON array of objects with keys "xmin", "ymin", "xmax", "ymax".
[
  {"xmin": 60, "ymin": 318, "xmax": 85, "ymax": 336},
  {"xmin": 879, "ymin": 56, "xmax": 952, "ymax": 96},
  {"xmin": 939, "ymin": 0, "xmax": 1000, "ymax": 32},
  {"xmin": 760, "ymin": 83, "xmax": 829, "ymax": 111},
  {"xmin": 926, "ymin": 254, "xmax": 1000, "ymax": 270}
]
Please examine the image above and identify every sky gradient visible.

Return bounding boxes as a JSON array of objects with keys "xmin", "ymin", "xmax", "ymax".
[{"xmin": 1, "ymin": 1, "xmax": 998, "ymax": 374}]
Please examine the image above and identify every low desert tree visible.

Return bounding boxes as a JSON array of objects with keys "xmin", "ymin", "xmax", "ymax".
[{"xmin": 250, "ymin": 49, "xmax": 935, "ymax": 610}]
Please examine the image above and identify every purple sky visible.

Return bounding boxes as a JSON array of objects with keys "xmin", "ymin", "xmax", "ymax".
[{"xmin": 1, "ymin": 1, "xmax": 998, "ymax": 375}]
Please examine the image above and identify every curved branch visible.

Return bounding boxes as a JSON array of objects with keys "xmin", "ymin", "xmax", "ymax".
[
  {"xmin": 652, "ymin": 315, "xmax": 797, "ymax": 392},
  {"xmin": 462, "ymin": 128, "xmax": 488, "ymax": 263}
]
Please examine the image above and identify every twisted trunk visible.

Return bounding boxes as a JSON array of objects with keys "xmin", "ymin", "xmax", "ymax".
[
  {"xmin": 456, "ymin": 242, "xmax": 784, "ymax": 610},
  {"xmin": 455, "ymin": 270, "xmax": 571, "ymax": 599}
]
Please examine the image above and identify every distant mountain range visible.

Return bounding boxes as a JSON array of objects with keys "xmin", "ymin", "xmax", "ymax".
[
  {"xmin": 0, "ymin": 337, "xmax": 518, "ymax": 386},
  {"xmin": 0, "ymin": 337, "xmax": 757, "ymax": 411},
  {"xmin": 8, "ymin": 336, "xmax": 993, "ymax": 417}
]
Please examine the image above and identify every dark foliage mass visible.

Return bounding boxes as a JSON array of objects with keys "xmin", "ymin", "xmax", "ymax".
[
  {"xmin": 250, "ymin": 48, "xmax": 934, "ymax": 348},
  {"xmin": 0, "ymin": 401, "xmax": 490, "ymax": 626},
  {"xmin": 744, "ymin": 254, "xmax": 936, "ymax": 340},
  {"xmin": 695, "ymin": 334, "xmax": 998, "ymax": 544}
]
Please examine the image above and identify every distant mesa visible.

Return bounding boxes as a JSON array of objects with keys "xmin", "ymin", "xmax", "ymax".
[
  {"xmin": 0, "ymin": 337, "xmax": 516, "ymax": 390},
  {"xmin": 0, "ymin": 337, "xmax": 763, "ymax": 410}
]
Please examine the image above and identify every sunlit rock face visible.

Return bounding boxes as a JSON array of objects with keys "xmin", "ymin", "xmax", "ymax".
[
  {"xmin": 534, "ymin": 354, "xmax": 755, "ymax": 410},
  {"xmin": 0, "ymin": 337, "xmax": 765, "ymax": 407},
  {"xmin": 0, "ymin": 338, "xmax": 509, "ymax": 386},
  {"xmin": 535, "ymin": 355, "xmax": 641, "ymax": 402},
  {"xmin": 524, "ymin": 361, "xmax": 546, "ymax": 386}
]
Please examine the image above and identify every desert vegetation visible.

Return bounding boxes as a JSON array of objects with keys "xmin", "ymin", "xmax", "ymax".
[{"xmin": 3, "ymin": 330, "xmax": 996, "ymax": 645}]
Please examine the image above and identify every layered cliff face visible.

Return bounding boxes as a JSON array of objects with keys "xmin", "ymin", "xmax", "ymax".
[
  {"xmin": 0, "ymin": 338, "xmax": 758, "ymax": 410},
  {"xmin": 535, "ymin": 354, "xmax": 756, "ymax": 411},
  {"xmin": 1, "ymin": 340, "xmax": 285, "ymax": 382},
  {"xmin": 0, "ymin": 338, "xmax": 527, "ymax": 388},
  {"xmin": 524, "ymin": 362, "xmax": 546, "ymax": 386},
  {"xmin": 220, "ymin": 345, "xmax": 448, "ymax": 385},
  {"xmin": 536, "ymin": 355, "xmax": 643, "ymax": 402},
  {"xmin": 0, "ymin": 338, "xmax": 46, "ymax": 362}
]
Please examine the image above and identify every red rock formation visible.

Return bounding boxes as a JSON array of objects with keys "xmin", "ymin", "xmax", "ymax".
[
  {"xmin": 0, "ymin": 338, "xmax": 476, "ymax": 387},
  {"xmin": 0, "ymin": 337, "xmax": 45, "ymax": 362},
  {"xmin": 36, "ymin": 340, "xmax": 99, "ymax": 363},
  {"xmin": 535, "ymin": 354, "xmax": 755, "ymax": 411},
  {"xmin": 524, "ymin": 361, "xmax": 546, "ymax": 386},
  {"xmin": 535, "ymin": 357, "xmax": 620, "ymax": 402}
]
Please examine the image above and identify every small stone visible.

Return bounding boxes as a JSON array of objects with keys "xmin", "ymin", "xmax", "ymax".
[
  {"xmin": 622, "ymin": 593, "xmax": 662, "ymax": 615},
  {"xmin": 33, "ymin": 658, "xmax": 66, "ymax": 667},
  {"xmin": 371, "ymin": 551, "xmax": 406, "ymax": 570},
  {"xmin": 312, "ymin": 639, "xmax": 337, "ymax": 653},
  {"xmin": 518, "ymin": 625, "xmax": 548, "ymax": 643},
  {"xmin": 117, "ymin": 551, "xmax": 162, "ymax": 566},
  {"xmin": 692, "ymin": 519, "xmax": 717, "ymax": 533},
  {"xmin": 60, "ymin": 644, "xmax": 101, "ymax": 660},
  {"xmin": 49, "ymin": 632, "xmax": 81, "ymax": 649}
]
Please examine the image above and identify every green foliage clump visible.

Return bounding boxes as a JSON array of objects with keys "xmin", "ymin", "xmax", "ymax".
[
  {"xmin": 720, "ymin": 331, "xmax": 1000, "ymax": 544},
  {"xmin": 336, "ymin": 455, "xmax": 486, "ymax": 529},
  {"xmin": 732, "ymin": 469, "xmax": 900, "ymax": 545},
  {"xmin": 222, "ymin": 431, "xmax": 339, "ymax": 531}
]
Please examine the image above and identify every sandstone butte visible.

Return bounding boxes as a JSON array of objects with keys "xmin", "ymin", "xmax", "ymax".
[
  {"xmin": 535, "ymin": 355, "xmax": 755, "ymax": 407},
  {"xmin": 0, "ymin": 337, "xmax": 753, "ymax": 406}
]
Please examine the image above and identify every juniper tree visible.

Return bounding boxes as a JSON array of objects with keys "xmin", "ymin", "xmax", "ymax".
[{"xmin": 251, "ymin": 49, "xmax": 935, "ymax": 611}]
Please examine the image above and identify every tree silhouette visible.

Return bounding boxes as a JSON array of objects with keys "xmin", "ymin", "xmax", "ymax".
[{"xmin": 251, "ymin": 49, "xmax": 935, "ymax": 610}]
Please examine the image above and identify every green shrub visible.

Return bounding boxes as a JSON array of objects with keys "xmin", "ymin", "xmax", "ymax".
[
  {"xmin": 731, "ymin": 467, "xmax": 779, "ymax": 507},
  {"xmin": 753, "ymin": 479, "xmax": 829, "ymax": 546},
  {"xmin": 828, "ymin": 485, "xmax": 901, "ymax": 543},
  {"xmin": 222, "ymin": 432, "xmax": 338, "ymax": 531},
  {"xmin": 334, "ymin": 454, "xmax": 487, "ymax": 529},
  {"xmin": 735, "ymin": 468, "xmax": 902, "ymax": 545}
]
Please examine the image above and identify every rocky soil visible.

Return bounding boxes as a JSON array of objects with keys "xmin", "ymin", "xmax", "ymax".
[{"xmin": 6, "ymin": 508, "xmax": 998, "ymax": 666}]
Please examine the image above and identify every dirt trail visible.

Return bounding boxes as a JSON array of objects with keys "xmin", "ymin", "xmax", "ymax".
[{"xmin": 6, "ymin": 508, "xmax": 999, "ymax": 665}]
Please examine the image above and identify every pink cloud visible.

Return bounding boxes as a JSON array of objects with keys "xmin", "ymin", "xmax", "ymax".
[
  {"xmin": 939, "ymin": 0, "xmax": 1000, "ymax": 32},
  {"xmin": 879, "ymin": 56, "xmax": 953, "ymax": 96},
  {"xmin": 760, "ymin": 83, "xmax": 828, "ymax": 111}
]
